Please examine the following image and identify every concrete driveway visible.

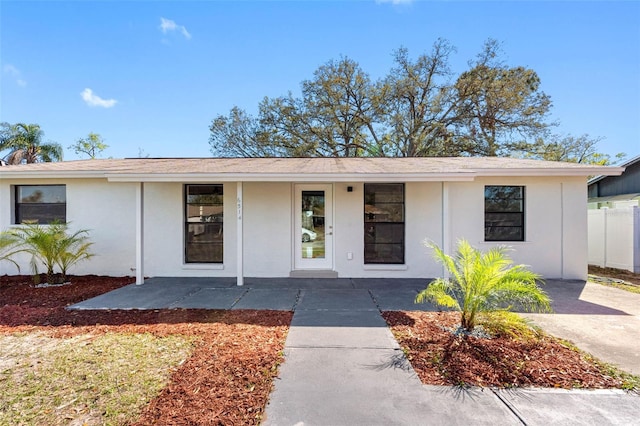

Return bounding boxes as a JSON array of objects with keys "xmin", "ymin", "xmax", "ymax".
[{"xmin": 522, "ymin": 279, "xmax": 640, "ymax": 376}]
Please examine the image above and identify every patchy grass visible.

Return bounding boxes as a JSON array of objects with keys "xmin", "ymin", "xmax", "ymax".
[
  {"xmin": 0, "ymin": 276, "xmax": 292, "ymax": 425},
  {"xmin": 0, "ymin": 332, "xmax": 194, "ymax": 426},
  {"xmin": 588, "ymin": 265, "xmax": 640, "ymax": 294}
]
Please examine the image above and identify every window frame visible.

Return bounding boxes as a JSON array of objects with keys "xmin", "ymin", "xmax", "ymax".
[
  {"xmin": 364, "ymin": 183, "xmax": 405, "ymax": 264},
  {"xmin": 184, "ymin": 184, "xmax": 224, "ymax": 264},
  {"xmin": 14, "ymin": 184, "xmax": 67, "ymax": 224},
  {"xmin": 484, "ymin": 185, "xmax": 525, "ymax": 242}
]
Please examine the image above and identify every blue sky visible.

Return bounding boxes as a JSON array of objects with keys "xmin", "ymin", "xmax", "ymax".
[{"xmin": 1, "ymin": 0, "xmax": 638, "ymax": 161}]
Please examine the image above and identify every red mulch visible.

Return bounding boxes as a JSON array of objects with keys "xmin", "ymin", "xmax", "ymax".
[
  {"xmin": 383, "ymin": 311, "xmax": 625, "ymax": 389},
  {"xmin": 0, "ymin": 275, "xmax": 292, "ymax": 425}
]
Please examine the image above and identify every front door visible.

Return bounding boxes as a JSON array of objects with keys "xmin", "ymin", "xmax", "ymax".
[{"xmin": 294, "ymin": 184, "xmax": 333, "ymax": 270}]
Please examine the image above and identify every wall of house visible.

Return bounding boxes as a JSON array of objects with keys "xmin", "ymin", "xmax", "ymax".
[
  {"xmin": 332, "ymin": 181, "xmax": 444, "ymax": 278},
  {"xmin": 589, "ymin": 160, "xmax": 640, "ymax": 197},
  {"xmin": 1, "ymin": 176, "xmax": 590, "ymax": 280},
  {"xmin": 143, "ymin": 182, "xmax": 238, "ymax": 277},
  {"xmin": 242, "ymin": 182, "xmax": 292, "ymax": 277},
  {"xmin": 447, "ymin": 176, "xmax": 587, "ymax": 280},
  {"xmin": 0, "ymin": 178, "xmax": 137, "ymax": 277}
]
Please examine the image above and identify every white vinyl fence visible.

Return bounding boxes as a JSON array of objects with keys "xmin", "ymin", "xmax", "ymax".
[{"xmin": 588, "ymin": 206, "xmax": 640, "ymax": 273}]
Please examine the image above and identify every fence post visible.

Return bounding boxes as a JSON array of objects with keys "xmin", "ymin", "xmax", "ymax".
[
  {"xmin": 633, "ymin": 206, "xmax": 640, "ymax": 274},
  {"xmin": 603, "ymin": 207, "xmax": 608, "ymax": 268}
]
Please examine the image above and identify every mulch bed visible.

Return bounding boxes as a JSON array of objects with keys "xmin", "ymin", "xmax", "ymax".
[
  {"xmin": 383, "ymin": 311, "xmax": 627, "ymax": 389},
  {"xmin": 588, "ymin": 265, "xmax": 640, "ymax": 286},
  {"xmin": 0, "ymin": 275, "xmax": 292, "ymax": 425}
]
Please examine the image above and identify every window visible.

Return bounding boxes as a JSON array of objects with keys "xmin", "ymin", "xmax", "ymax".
[
  {"xmin": 364, "ymin": 183, "xmax": 404, "ymax": 264},
  {"xmin": 484, "ymin": 186, "xmax": 524, "ymax": 241},
  {"xmin": 185, "ymin": 184, "xmax": 223, "ymax": 263},
  {"xmin": 14, "ymin": 185, "xmax": 66, "ymax": 224}
]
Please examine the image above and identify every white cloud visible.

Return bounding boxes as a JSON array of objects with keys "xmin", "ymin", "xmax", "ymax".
[
  {"xmin": 159, "ymin": 17, "xmax": 191, "ymax": 40},
  {"xmin": 81, "ymin": 88, "xmax": 117, "ymax": 108},
  {"xmin": 3, "ymin": 64, "xmax": 27, "ymax": 87}
]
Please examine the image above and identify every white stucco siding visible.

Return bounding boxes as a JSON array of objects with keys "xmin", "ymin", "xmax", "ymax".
[
  {"xmin": 0, "ymin": 175, "xmax": 589, "ymax": 280},
  {"xmin": 333, "ymin": 183, "xmax": 363, "ymax": 276},
  {"xmin": 561, "ymin": 178, "xmax": 589, "ymax": 279},
  {"xmin": 447, "ymin": 177, "xmax": 586, "ymax": 280},
  {"xmin": 143, "ymin": 182, "xmax": 238, "ymax": 277},
  {"xmin": 332, "ymin": 182, "xmax": 443, "ymax": 278},
  {"xmin": 0, "ymin": 179, "xmax": 137, "ymax": 277},
  {"xmin": 242, "ymin": 182, "xmax": 292, "ymax": 277}
]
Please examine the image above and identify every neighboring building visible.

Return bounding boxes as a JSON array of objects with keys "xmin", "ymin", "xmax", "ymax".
[
  {"xmin": 588, "ymin": 154, "xmax": 640, "ymax": 209},
  {"xmin": 0, "ymin": 157, "xmax": 623, "ymax": 284}
]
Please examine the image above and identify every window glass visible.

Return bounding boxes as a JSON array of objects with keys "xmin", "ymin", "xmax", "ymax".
[
  {"xmin": 15, "ymin": 185, "xmax": 66, "ymax": 224},
  {"xmin": 484, "ymin": 185, "xmax": 525, "ymax": 241},
  {"xmin": 185, "ymin": 184, "xmax": 223, "ymax": 263},
  {"xmin": 364, "ymin": 183, "xmax": 404, "ymax": 264}
]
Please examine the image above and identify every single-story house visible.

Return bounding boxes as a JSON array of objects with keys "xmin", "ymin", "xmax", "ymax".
[
  {"xmin": 0, "ymin": 157, "xmax": 624, "ymax": 285},
  {"xmin": 588, "ymin": 154, "xmax": 640, "ymax": 209}
]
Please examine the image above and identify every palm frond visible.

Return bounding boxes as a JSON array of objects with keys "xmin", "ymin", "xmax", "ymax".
[
  {"xmin": 418, "ymin": 238, "xmax": 551, "ymax": 332},
  {"xmin": 415, "ymin": 278, "xmax": 460, "ymax": 310}
]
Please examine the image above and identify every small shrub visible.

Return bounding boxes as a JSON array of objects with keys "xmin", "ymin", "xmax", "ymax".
[
  {"xmin": 478, "ymin": 311, "xmax": 542, "ymax": 341},
  {"xmin": 416, "ymin": 239, "xmax": 552, "ymax": 332},
  {"xmin": 1, "ymin": 222, "xmax": 93, "ymax": 284}
]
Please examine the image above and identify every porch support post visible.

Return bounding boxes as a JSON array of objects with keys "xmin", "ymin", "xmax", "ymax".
[
  {"xmin": 135, "ymin": 182, "xmax": 145, "ymax": 285},
  {"xmin": 236, "ymin": 182, "xmax": 244, "ymax": 286}
]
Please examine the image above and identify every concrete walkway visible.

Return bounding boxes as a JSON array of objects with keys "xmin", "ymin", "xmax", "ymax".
[
  {"xmin": 70, "ymin": 278, "xmax": 640, "ymax": 425},
  {"xmin": 262, "ymin": 285, "xmax": 640, "ymax": 426}
]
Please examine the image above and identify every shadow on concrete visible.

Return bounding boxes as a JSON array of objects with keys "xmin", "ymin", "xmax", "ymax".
[{"xmin": 512, "ymin": 280, "xmax": 629, "ymax": 316}]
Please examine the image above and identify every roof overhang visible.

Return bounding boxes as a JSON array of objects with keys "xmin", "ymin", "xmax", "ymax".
[{"xmin": 0, "ymin": 158, "xmax": 626, "ymax": 182}]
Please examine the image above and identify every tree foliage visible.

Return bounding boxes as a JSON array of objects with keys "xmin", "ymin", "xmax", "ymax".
[
  {"xmin": 512, "ymin": 134, "xmax": 626, "ymax": 165},
  {"xmin": 454, "ymin": 39, "xmax": 552, "ymax": 156},
  {"xmin": 69, "ymin": 132, "xmax": 109, "ymax": 159},
  {"xmin": 415, "ymin": 240, "xmax": 551, "ymax": 332},
  {"xmin": 208, "ymin": 38, "xmax": 607, "ymax": 159},
  {"xmin": 0, "ymin": 122, "xmax": 63, "ymax": 164}
]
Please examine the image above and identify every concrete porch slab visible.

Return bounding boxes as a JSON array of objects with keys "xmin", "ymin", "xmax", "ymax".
[
  {"xmin": 232, "ymin": 288, "xmax": 300, "ymax": 310},
  {"xmin": 170, "ymin": 288, "xmax": 248, "ymax": 309},
  {"xmin": 69, "ymin": 281, "xmax": 202, "ymax": 310},
  {"xmin": 370, "ymin": 288, "xmax": 441, "ymax": 311},
  {"xmin": 296, "ymin": 288, "xmax": 378, "ymax": 310}
]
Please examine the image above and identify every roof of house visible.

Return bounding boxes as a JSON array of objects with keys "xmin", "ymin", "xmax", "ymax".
[
  {"xmin": 0, "ymin": 157, "xmax": 625, "ymax": 182},
  {"xmin": 588, "ymin": 154, "xmax": 640, "ymax": 186}
]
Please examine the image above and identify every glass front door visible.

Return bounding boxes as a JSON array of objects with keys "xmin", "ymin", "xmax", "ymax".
[{"xmin": 294, "ymin": 184, "xmax": 333, "ymax": 270}]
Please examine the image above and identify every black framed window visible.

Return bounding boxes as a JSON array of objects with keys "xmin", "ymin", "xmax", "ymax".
[
  {"xmin": 484, "ymin": 186, "xmax": 525, "ymax": 241},
  {"xmin": 364, "ymin": 183, "xmax": 405, "ymax": 264},
  {"xmin": 185, "ymin": 184, "xmax": 223, "ymax": 263},
  {"xmin": 14, "ymin": 185, "xmax": 66, "ymax": 224}
]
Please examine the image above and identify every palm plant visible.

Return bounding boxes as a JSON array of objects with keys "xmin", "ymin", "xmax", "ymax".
[
  {"xmin": 416, "ymin": 239, "xmax": 551, "ymax": 332},
  {"xmin": 0, "ymin": 232, "xmax": 21, "ymax": 272},
  {"xmin": 5, "ymin": 222, "xmax": 93, "ymax": 284},
  {"xmin": 7, "ymin": 223, "xmax": 65, "ymax": 283},
  {"xmin": 0, "ymin": 122, "xmax": 63, "ymax": 164},
  {"xmin": 55, "ymin": 228, "xmax": 94, "ymax": 282}
]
